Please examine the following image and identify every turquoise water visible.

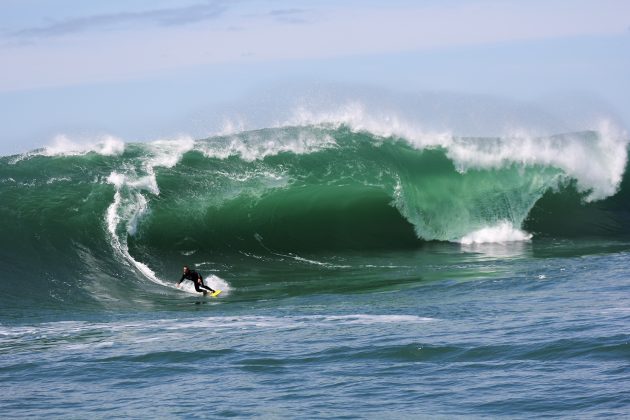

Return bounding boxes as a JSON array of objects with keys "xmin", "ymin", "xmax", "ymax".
[{"xmin": 1, "ymin": 125, "xmax": 629, "ymax": 417}]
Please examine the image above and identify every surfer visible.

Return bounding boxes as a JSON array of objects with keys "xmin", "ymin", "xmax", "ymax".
[{"xmin": 176, "ymin": 266, "xmax": 216, "ymax": 295}]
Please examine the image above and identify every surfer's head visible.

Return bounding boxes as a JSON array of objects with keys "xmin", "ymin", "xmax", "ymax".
[{"xmin": 183, "ymin": 265, "xmax": 189, "ymax": 273}]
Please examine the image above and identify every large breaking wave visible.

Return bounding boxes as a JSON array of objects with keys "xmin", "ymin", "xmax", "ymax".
[{"xmin": 0, "ymin": 114, "xmax": 628, "ymax": 306}]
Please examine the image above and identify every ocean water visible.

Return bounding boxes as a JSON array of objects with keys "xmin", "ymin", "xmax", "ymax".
[{"xmin": 1, "ymin": 118, "xmax": 629, "ymax": 418}]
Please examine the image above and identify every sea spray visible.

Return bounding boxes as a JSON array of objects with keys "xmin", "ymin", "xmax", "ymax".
[{"xmin": 458, "ymin": 221, "xmax": 533, "ymax": 245}]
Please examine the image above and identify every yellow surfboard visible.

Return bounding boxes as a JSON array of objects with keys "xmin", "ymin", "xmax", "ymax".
[{"xmin": 210, "ymin": 290, "xmax": 222, "ymax": 297}]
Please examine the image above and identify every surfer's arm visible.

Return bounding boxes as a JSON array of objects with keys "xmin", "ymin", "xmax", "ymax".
[{"xmin": 176, "ymin": 274, "xmax": 185, "ymax": 286}]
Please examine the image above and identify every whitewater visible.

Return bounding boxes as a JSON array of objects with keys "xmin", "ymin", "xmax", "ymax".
[{"xmin": 1, "ymin": 108, "xmax": 629, "ymax": 417}]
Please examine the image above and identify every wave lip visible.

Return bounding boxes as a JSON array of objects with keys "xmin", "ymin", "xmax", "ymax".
[{"xmin": 289, "ymin": 103, "xmax": 628, "ymax": 202}]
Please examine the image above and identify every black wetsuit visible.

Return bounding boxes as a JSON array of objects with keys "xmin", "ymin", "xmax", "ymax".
[{"xmin": 178, "ymin": 270, "xmax": 215, "ymax": 294}]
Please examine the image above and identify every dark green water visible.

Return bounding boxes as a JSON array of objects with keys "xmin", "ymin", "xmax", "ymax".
[{"xmin": 1, "ymin": 125, "xmax": 629, "ymax": 417}]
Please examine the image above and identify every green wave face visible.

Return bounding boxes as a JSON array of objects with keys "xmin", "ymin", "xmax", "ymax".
[
  {"xmin": 129, "ymin": 130, "xmax": 560, "ymax": 251},
  {"xmin": 0, "ymin": 125, "xmax": 628, "ymax": 304}
]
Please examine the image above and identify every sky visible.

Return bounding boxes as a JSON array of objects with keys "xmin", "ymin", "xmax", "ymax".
[{"xmin": 0, "ymin": 0, "xmax": 629, "ymax": 155}]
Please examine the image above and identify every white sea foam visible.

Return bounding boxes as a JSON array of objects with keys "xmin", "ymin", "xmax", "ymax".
[
  {"xmin": 106, "ymin": 172, "xmax": 159, "ymax": 194},
  {"xmin": 42, "ymin": 134, "xmax": 126, "ymax": 157},
  {"xmin": 9, "ymin": 134, "xmax": 126, "ymax": 163},
  {"xmin": 46, "ymin": 176, "xmax": 71, "ymax": 184},
  {"xmin": 289, "ymin": 101, "xmax": 453, "ymax": 148},
  {"xmin": 458, "ymin": 221, "xmax": 532, "ymax": 245},
  {"xmin": 0, "ymin": 314, "xmax": 432, "ymax": 343},
  {"xmin": 166, "ymin": 314, "xmax": 433, "ymax": 329},
  {"xmin": 144, "ymin": 136, "xmax": 195, "ymax": 169},
  {"xmin": 196, "ymin": 129, "xmax": 337, "ymax": 162},
  {"xmin": 317, "ymin": 314, "xmax": 435, "ymax": 324}
]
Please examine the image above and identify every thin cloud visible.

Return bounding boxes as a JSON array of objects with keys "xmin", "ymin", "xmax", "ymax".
[
  {"xmin": 269, "ymin": 9, "xmax": 313, "ymax": 25},
  {"xmin": 11, "ymin": 1, "xmax": 228, "ymax": 39}
]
